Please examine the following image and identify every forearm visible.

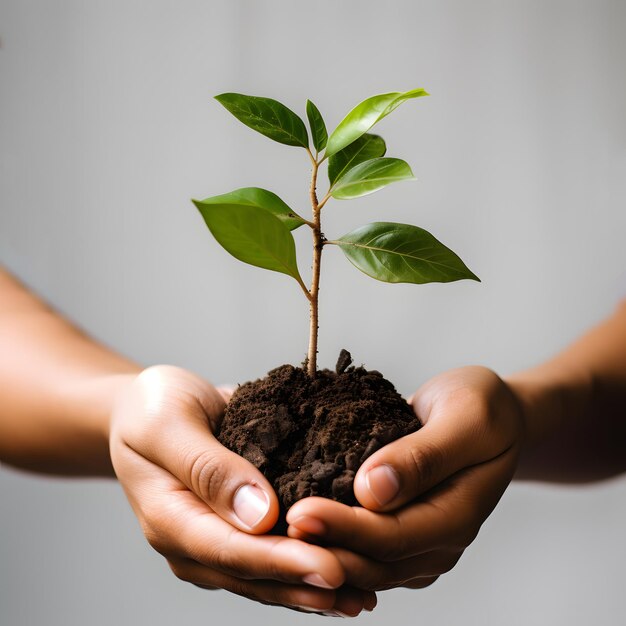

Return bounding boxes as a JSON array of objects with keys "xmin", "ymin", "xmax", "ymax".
[
  {"xmin": 0, "ymin": 269, "xmax": 141, "ymax": 476},
  {"xmin": 508, "ymin": 300, "xmax": 626, "ymax": 482}
]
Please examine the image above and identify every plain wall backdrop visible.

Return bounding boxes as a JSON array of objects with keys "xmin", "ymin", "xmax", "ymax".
[{"xmin": 1, "ymin": 1, "xmax": 625, "ymax": 624}]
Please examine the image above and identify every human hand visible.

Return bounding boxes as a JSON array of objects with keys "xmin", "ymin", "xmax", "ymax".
[
  {"xmin": 109, "ymin": 365, "xmax": 376, "ymax": 616},
  {"xmin": 286, "ymin": 366, "xmax": 523, "ymax": 591}
]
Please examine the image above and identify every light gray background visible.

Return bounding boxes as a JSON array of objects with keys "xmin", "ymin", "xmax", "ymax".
[{"xmin": 1, "ymin": 1, "xmax": 625, "ymax": 624}]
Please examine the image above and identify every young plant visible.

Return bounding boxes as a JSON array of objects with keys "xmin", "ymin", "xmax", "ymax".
[{"xmin": 193, "ymin": 89, "xmax": 479, "ymax": 377}]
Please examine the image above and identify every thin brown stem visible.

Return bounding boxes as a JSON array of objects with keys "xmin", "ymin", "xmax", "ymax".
[
  {"xmin": 309, "ymin": 158, "xmax": 319, "ymax": 209},
  {"xmin": 307, "ymin": 155, "xmax": 323, "ymax": 377},
  {"xmin": 316, "ymin": 192, "xmax": 331, "ymax": 211}
]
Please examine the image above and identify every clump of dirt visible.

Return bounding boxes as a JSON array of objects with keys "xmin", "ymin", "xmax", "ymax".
[{"xmin": 217, "ymin": 350, "xmax": 421, "ymax": 519}]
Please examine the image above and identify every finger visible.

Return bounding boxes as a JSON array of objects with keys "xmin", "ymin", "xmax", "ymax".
[
  {"xmin": 288, "ymin": 449, "xmax": 516, "ymax": 561},
  {"xmin": 117, "ymin": 461, "xmax": 348, "ymax": 591},
  {"xmin": 363, "ymin": 590, "xmax": 378, "ymax": 611},
  {"xmin": 354, "ymin": 373, "xmax": 516, "ymax": 511},
  {"xmin": 327, "ymin": 546, "xmax": 462, "ymax": 591},
  {"xmin": 147, "ymin": 486, "xmax": 347, "ymax": 589},
  {"xmin": 119, "ymin": 366, "xmax": 278, "ymax": 533},
  {"xmin": 329, "ymin": 586, "xmax": 375, "ymax": 618},
  {"xmin": 168, "ymin": 557, "xmax": 337, "ymax": 614},
  {"xmin": 169, "ymin": 558, "xmax": 371, "ymax": 617}
]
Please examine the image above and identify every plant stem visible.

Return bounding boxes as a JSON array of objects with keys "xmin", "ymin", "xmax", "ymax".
[
  {"xmin": 307, "ymin": 151, "xmax": 323, "ymax": 377},
  {"xmin": 316, "ymin": 192, "xmax": 331, "ymax": 211}
]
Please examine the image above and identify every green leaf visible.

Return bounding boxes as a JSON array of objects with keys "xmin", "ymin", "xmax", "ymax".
[
  {"xmin": 192, "ymin": 201, "xmax": 303, "ymax": 282},
  {"xmin": 330, "ymin": 157, "xmax": 414, "ymax": 200},
  {"xmin": 328, "ymin": 133, "xmax": 386, "ymax": 186},
  {"xmin": 215, "ymin": 93, "xmax": 309, "ymax": 148},
  {"xmin": 306, "ymin": 100, "xmax": 328, "ymax": 152},
  {"xmin": 193, "ymin": 187, "xmax": 306, "ymax": 231},
  {"xmin": 333, "ymin": 222, "xmax": 479, "ymax": 284},
  {"xmin": 325, "ymin": 89, "xmax": 429, "ymax": 157}
]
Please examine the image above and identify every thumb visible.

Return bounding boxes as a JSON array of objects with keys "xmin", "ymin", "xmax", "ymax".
[
  {"xmin": 116, "ymin": 366, "xmax": 279, "ymax": 533},
  {"xmin": 353, "ymin": 367, "xmax": 520, "ymax": 512},
  {"xmin": 177, "ymin": 422, "xmax": 280, "ymax": 534},
  {"xmin": 353, "ymin": 405, "xmax": 478, "ymax": 512}
]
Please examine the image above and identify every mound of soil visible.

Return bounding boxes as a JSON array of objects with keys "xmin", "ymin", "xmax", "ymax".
[{"xmin": 217, "ymin": 350, "xmax": 421, "ymax": 520}]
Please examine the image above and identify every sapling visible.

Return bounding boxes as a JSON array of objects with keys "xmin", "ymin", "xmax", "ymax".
[
  {"xmin": 192, "ymin": 89, "xmax": 479, "ymax": 513},
  {"xmin": 193, "ymin": 90, "xmax": 478, "ymax": 374}
]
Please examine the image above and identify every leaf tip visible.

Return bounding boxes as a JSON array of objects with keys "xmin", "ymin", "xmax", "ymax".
[{"xmin": 409, "ymin": 88, "xmax": 430, "ymax": 97}]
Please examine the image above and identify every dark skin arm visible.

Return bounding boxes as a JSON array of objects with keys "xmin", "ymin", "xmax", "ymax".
[
  {"xmin": 510, "ymin": 299, "xmax": 626, "ymax": 482},
  {"xmin": 288, "ymin": 301, "xmax": 626, "ymax": 592}
]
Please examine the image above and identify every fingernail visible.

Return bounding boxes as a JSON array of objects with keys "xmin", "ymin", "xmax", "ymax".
[
  {"xmin": 322, "ymin": 611, "xmax": 346, "ymax": 618},
  {"xmin": 233, "ymin": 484, "xmax": 269, "ymax": 529},
  {"xmin": 303, "ymin": 573, "xmax": 335, "ymax": 589},
  {"xmin": 289, "ymin": 515, "xmax": 326, "ymax": 536},
  {"xmin": 365, "ymin": 464, "xmax": 400, "ymax": 506}
]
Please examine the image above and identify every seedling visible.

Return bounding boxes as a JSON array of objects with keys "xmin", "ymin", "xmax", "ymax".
[{"xmin": 193, "ymin": 89, "xmax": 478, "ymax": 377}]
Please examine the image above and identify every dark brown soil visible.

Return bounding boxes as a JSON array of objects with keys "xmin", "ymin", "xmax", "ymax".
[{"xmin": 217, "ymin": 351, "xmax": 421, "ymax": 520}]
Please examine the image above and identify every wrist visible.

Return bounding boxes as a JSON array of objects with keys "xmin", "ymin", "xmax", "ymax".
[
  {"xmin": 60, "ymin": 370, "xmax": 140, "ymax": 476},
  {"xmin": 504, "ymin": 364, "xmax": 593, "ymax": 479},
  {"xmin": 507, "ymin": 366, "xmax": 591, "ymax": 441},
  {"xmin": 502, "ymin": 375, "xmax": 543, "ymax": 448}
]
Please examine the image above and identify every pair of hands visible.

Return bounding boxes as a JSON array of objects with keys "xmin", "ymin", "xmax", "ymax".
[{"xmin": 109, "ymin": 365, "xmax": 524, "ymax": 617}]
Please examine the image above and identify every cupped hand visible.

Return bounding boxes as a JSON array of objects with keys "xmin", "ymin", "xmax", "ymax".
[
  {"xmin": 109, "ymin": 365, "xmax": 376, "ymax": 616},
  {"xmin": 287, "ymin": 366, "xmax": 524, "ymax": 592}
]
